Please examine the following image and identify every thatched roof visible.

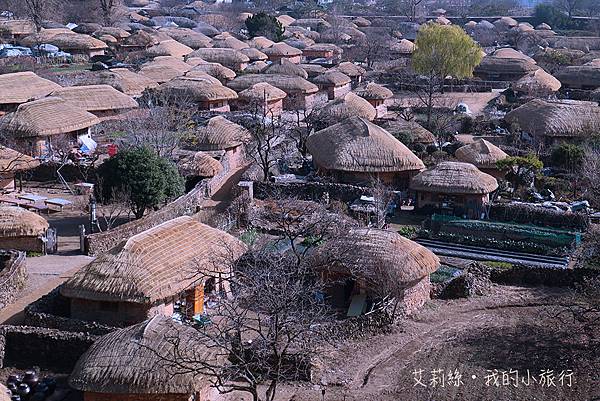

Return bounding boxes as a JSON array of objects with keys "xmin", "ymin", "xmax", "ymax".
[
  {"xmin": 120, "ymin": 30, "xmax": 159, "ymax": 48},
  {"xmin": 244, "ymin": 61, "xmax": 269, "ymax": 73},
  {"xmin": 314, "ymin": 228, "xmax": 439, "ymax": 294},
  {"xmin": 178, "ymin": 151, "xmax": 223, "ymax": 177},
  {"xmin": 284, "ymin": 35, "xmax": 315, "ymax": 50},
  {"xmin": 0, "ymin": 72, "xmax": 61, "ymax": 105},
  {"xmin": 313, "ymin": 70, "xmax": 351, "ymax": 86},
  {"xmin": 505, "ymin": 99, "xmax": 600, "ymax": 138},
  {"xmin": 0, "ymin": 19, "xmax": 35, "ymax": 36},
  {"xmin": 291, "ymin": 18, "xmax": 331, "ymax": 32},
  {"xmin": 318, "ymin": 92, "xmax": 377, "ymax": 122},
  {"xmin": 263, "ymin": 42, "xmax": 302, "ymax": 57},
  {"xmin": 265, "ymin": 59, "xmax": 308, "ymax": 79},
  {"xmin": 69, "ymin": 316, "xmax": 214, "ymax": 394},
  {"xmin": 307, "ymin": 117, "xmax": 424, "ymax": 173},
  {"xmin": 357, "ymin": 82, "xmax": 394, "ymax": 100},
  {"xmin": 276, "ymin": 15, "xmax": 296, "ymax": 27},
  {"xmin": 549, "ymin": 36, "xmax": 600, "ymax": 53},
  {"xmin": 537, "ymin": 23, "xmax": 552, "ymax": 30},
  {"xmin": 2, "ymin": 97, "xmax": 99, "ymax": 137},
  {"xmin": 182, "ymin": 71, "xmax": 222, "ymax": 84},
  {"xmin": 494, "ymin": 16, "xmax": 518, "ymax": 30},
  {"xmin": 379, "ymin": 119, "xmax": 436, "ymax": 144},
  {"xmin": 0, "ymin": 384, "xmax": 10, "ymax": 401},
  {"xmin": 335, "ymin": 61, "xmax": 366, "ymax": 78},
  {"xmin": 228, "ymin": 74, "xmax": 318, "ymax": 95},
  {"xmin": 513, "ymin": 69, "xmax": 561, "ymax": 95},
  {"xmin": 0, "ymin": 146, "xmax": 40, "ymax": 172},
  {"xmin": 492, "ymin": 48, "xmax": 536, "ymax": 63},
  {"xmin": 239, "ymin": 82, "xmax": 287, "ymax": 102},
  {"xmin": 51, "ymin": 85, "xmax": 138, "ymax": 112},
  {"xmin": 285, "ymin": 26, "xmax": 320, "ymax": 41},
  {"xmin": 212, "ymin": 33, "xmax": 249, "ymax": 50},
  {"xmin": 455, "ymin": 139, "xmax": 508, "ymax": 169},
  {"xmin": 410, "ymin": 161, "xmax": 498, "ymax": 194},
  {"xmin": 303, "ymin": 43, "xmax": 342, "ymax": 55},
  {"xmin": 93, "ymin": 27, "xmax": 130, "ymax": 40},
  {"xmin": 186, "ymin": 48, "xmax": 250, "ymax": 68},
  {"xmin": 186, "ymin": 61, "xmax": 236, "ymax": 81},
  {"xmin": 248, "ymin": 36, "xmax": 275, "ymax": 49},
  {"xmin": 158, "ymin": 27, "xmax": 212, "ymax": 49},
  {"xmin": 146, "ymin": 39, "xmax": 193, "ymax": 58},
  {"xmin": 390, "ymin": 38, "xmax": 416, "ymax": 54},
  {"xmin": 158, "ymin": 77, "xmax": 238, "ymax": 102},
  {"xmin": 300, "ymin": 63, "xmax": 327, "ymax": 78},
  {"xmin": 239, "ymin": 47, "xmax": 268, "ymax": 61},
  {"xmin": 61, "ymin": 216, "xmax": 246, "ymax": 303},
  {"xmin": 0, "ymin": 206, "xmax": 48, "ymax": 238},
  {"xmin": 475, "ymin": 55, "xmax": 539, "ymax": 78},
  {"xmin": 352, "ymin": 16, "xmax": 371, "ymax": 27},
  {"xmin": 139, "ymin": 56, "xmax": 192, "ymax": 83},
  {"xmin": 21, "ymin": 31, "xmax": 108, "ymax": 51},
  {"xmin": 196, "ymin": 116, "xmax": 251, "ymax": 150},
  {"xmin": 91, "ymin": 68, "xmax": 159, "ymax": 97},
  {"xmin": 555, "ymin": 65, "xmax": 600, "ymax": 88}
]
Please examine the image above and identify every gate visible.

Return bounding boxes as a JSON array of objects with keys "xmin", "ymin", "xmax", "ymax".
[{"xmin": 46, "ymin": 228, "xmax": 58, "ymax": 254}]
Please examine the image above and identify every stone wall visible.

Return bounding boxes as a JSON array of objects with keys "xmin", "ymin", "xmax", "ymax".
[
  {"xmin": 0, "ymin": 325, "xmax": 97, "ymax": 373},
  {"xmin": 490, "ymin": 266, "xmax": 599, "ymax": 287},
  {"xmin": 0, "ymin": 251, "xmax": 27, "ymax": 310},
  {"xmin": 253, "ymin": 181, "xmax": 368, "ymax": 203}
]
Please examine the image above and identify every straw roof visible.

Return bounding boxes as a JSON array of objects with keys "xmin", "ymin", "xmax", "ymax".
[
  {"xmin": 455, "ymin": 139, "xmax": 508, "ymax": 169},
  {"xmin": 93, "ymin": 27, "xmax": 130, "ymax": 40},
  {"xmin": 0, "ymin": 206, "xmax": 48, "ymax": 238},
  {"xmin": 2, "ymin": 97, "xmax": 100, "ymax": 137},
  {"xmin": 492, "ymin": 48, "xmax": 536, "ymax": 63},
  {"xmin": 549, "ymin": 36, "xmax": 600, "ymax": 52},
  {"xmin": 494, "ymin": 16, "xmax": 518, "ymax": 30},
  {"xmin": 239, "ymin": 82, "xmax": 287, "ymax": 102},
  {"xmin": 284, "ymin": 36, "xmax": 315, "ymax": 50},
  {"xmin": 335, "ymin": 62, "xmax": 366, "ymax": 78},
  {"xmin": 307, "ymin": 117, "xmax": 424, "ymax": 173},
  {"xmin": 555, "ymin": 65, "xmax": 600, "ymax": 88},
  {"xmin": 212, "ymin": 34, "xmax": 249, "ymax": 50},
  {"xmin": 158, "ymin": 77, "xmax": 238, "ymax": 102},
  {"xmin": 291, "ymin": 18, "xmax": 331, "ymax": 32},
  {"xmin": 411, "ymin": 161, "xmax": 498, "ymax": 194},
  {"xmin": 352, "ymin": 16, "xmax": 371, "ymax": 28},
  {"xmin": 178, "ymin": 151, "xmax": 223, "ymax": 177},
  {"xmin": 158, "ymin": 27, "xmax": 212, "ymax": 49},
  {"xmin": 505, "ymin": 99, "xmax": 600, "ymax": 138},
  {"xmin": 245, "ymin": 61, "xmax": 269, "ymax": 73},
  {"xmin": 0, "ymin": 72, "xmax": 61, "ymax": 105},
  {"xmin": 300, "ymin": 63, "xmax": 327, "ymax": 78},
  {"xmin": 314, "ymin": 228, "xmax": 439, "ymax": 294},
  {"xmin": 537, "ymin": 23, "xmax": 552, "ymax": 30},
  {"xmin": 285, "ymin": 26, "xmax": 320, "ymax": 41},
  {"xmin": 69, "ymin": 316, "xmax": 214, "ymax": 394},
  {"xmin": 313, "ymin": 70, "xmax": 351, "ymax": 86},
  {"xmin": 318, "ymin": 92, "xmax": 377, "ymax": 122},
  {"xmin": 186, "ymin": 48, "xmax": 250, "ymax": 68},
  {"xmin": 0, "ymin": 19, "xmax": 35, "ymax": 36},
  {"xmin": 139, "ymin": 56, "xmax": 192, "ymax": 83},
  {"xmin": 196, "ymin": 116, "xmax": 251, "ymax": 150},
  {"xmin": 379, "ymin": 119, "xmax": 435, "ymax": 144},
  {"xmin": 22, "ymin": 32, "xmax": 108, "ymax": 51},
  {"xmin": 513, "ymin": 69, "xmax": 561, "ymax": 95},
  {"xmin": 0, "ymin": 384, "xmax": 9, "ymax": 401},
  {"xmin": 62, "ymin": 216, "xmax": 246, "ymax": 303},
  {"xmin": 276, "ymin": 15, "xmax": 296, "ymax": 27},
  {"xmin": 248, "ymin": 36, "xmax": 275, "ymax": 49},
  {"xmin": 91, "ymin": 68, "xmax": 159, "ymax": 97},
  {"xmin": 182, "ymin": 71, "xmax": 222, "ymax": 84},
  {"xmin": 265, "ymin": 59, "xmax": 308, "ymax": 79},
  {"xmin": 146, "ymin": 39, "xmax": 193, "ymax": 58},
  {"xmin": 187, "ymin": 62, "xmax": 236, "ymax": 80},
  {"xmin": 51, "ymin": 85, "xmax": 138, "ymax": 112},
  {"xmin": 239, "ymin": 47, "xmax": 268, "ymax": 61},
  {"xmin": 120, "ymin": 30, "xmax": 159, "ymax": 48},
  {"xmin": 357, "ymin": 82, "xmax": 394, "ymax": 100},
  {"xmin": 390, "ymin": 39, "xmax": 415, "ymax": 54},
  {"xmin": 228, "ymin": 74, "xmax": 318, "ymax": 95},
  {"xmin": 263, "ymin": 42, "xmax": 302, "ymax": 57},
  {"xmin": 0, "ymin": 146, "xmax": 40, "ymax": 173},
  {"xmin": 303, "ymin": 43, "xmax": 342, "ymax": 55},
  {"xmin": 475, "ymin": 56, "xmax": 539, "ymax": 78}
]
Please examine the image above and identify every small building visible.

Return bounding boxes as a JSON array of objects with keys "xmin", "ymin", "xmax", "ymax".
[
  {"xmin": 90, "ymin": 68, "xmax": 159, "ymax": 98},
  {"xmin": 157, "ymin": 77, "xmax": 238, "ymax": 112},
  {"xmin": 455, "ymin": 139, "xmax": 508, "ymax": 179},
  {"xmin": 335, "ymin": 61, "xmax": 366, "ymax": 87},
  {"xmin": 265, "ymin": 58, "xmax": 309, "ymax": 79},
  {"xmin": 302, "ymin": 43, "xmax": 342, "ymax": 61},
  {"xmin": 212, "ymin": 32, "xmax": 249, "ymax": 50},
  {"xmin": 0, "ymin": 206, "xmax": 49, "ymax": 253},
  {"xmin": 228, "ymin": 74, "xmax": 319, "ymax": 110},
  {"xmin": 262, "ymin": 42, "xmax": 303, "ymax": 64},
  {"xmin": 390, "ymin": 39, "xmax": 415, "ymax": 57},
  {"xmin": 0, "ymin": 20, "xmax": 35, "ymax": 43},
  {"xmin": 313, "ymin": 70, "xmax": 351, "ymax": 100},
  {"xmin": 195, "ymin": 116, "xmax": 251, "ymax": 169},
  {"xmin": 378, "ymin": 119, "xmax": 436, "ymax": 146},
  {"xmin": 318, "ymin": 92, "xmax": 378, "ymax": 124},
  {"xmin": 186, "ymin": 48, "xmax": 250, "ymax": 71},
  {"xmin": 145, "ymin": 39, "xmax": 193, "ymax": 58},
  {"xmin": 410, "ymin": 161, "xmax": 498, "ymax": 219},
  {"xmin": 555, "ymin": 64, "xmax": 600, "ymax": 90},
  {"xmin": 21, "ymin": 31, "xmax": 108, "ymax": 58},
  {"xmin": 69, "ymin": 316, "xmax": 219, "ymax": 401},
  {"xmin": 357, "ymin": 82, "xmax": 394, "ymax": 118},
  {"xmin": 158, "ymin": 27, "xmax": 212, "ymax": 49},
  {"xmin": 513, "ymin": 69, "xmax": 561, "ymax": 97},
  {"xmin": 0, "ymin": 72, "xmax": 61, "ymax": 115},
  {"xmin": 474, "ymin": 48, "xmax": 539, "ymax": 81},
  {"xmin": 0, "ymin": 97, "xmax": 100, "ymax": 158},
  {"xmin": 238, "ymin": 82, "xmax": 287, "ymax": 116},
  {"xmin": 138, "ymin": 56, "xmax": 192, "ymax": 83},
  {"xmin": 314, "ymin": 228, "xmax": 440, "ymax": 316},
  {"xmin": 239, "ymin": 47, "xmax": 268, "ymax": 62},
  {"xmin": 306, "ymin": 116, "xmax": 424, "ymax": 188},
  {"xmin": 177, "ymin": 151, "xmax": 223, "ymax": 191},
  {"xmin": 186, "ymin": 59, "xmax": 237, "ymax": 83},
  {"xmin": 0, "ymin": 146, "xmax": 40, "ymax": 191},
  {"xmin": 50, "ymin": 85, "xmax": 138, "ymax": 120},
  {"xmin": 61, "ymin": 216, "xmax": 247, "ymax": 326}
]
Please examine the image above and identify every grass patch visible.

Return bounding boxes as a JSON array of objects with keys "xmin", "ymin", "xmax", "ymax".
[{"xmin": 484, "ymin": 261, "xmax": 514, "ymax": 270}]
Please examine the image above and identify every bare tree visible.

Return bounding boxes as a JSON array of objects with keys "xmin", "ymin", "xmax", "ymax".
[
  {"xmin": 384, "ymin": 0, "xmax": 425, "ymax": 21},
  {"xmin": 554, "ymin": 0, "xmax": 582, "ymax": 18},
  {"xmin": 285, "ymin": 96, "xmax": 326, "ymax": 158},
  {"xmin": 581, "ymin": 146, "xmax": 600, "ymax": 207},
  {"xmin": 245, "ymin": 108, "xmax": 286, "ymax": 182},
  {"xmin": 369, "ymin": 178, "xmax": 394, "ymax": 229},
  {"xmin": 99, "ymin": 0, "xmax": 124, "ymax": 26},
  {"xmin": 23, "ymin": 0, "xmax": 55, "ymax": 32}
]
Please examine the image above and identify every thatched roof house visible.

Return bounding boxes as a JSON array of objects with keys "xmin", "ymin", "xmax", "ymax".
[
  {"xmin": 186, "ymin": 48, "xmax": 250, "ymax": 71},
  {"xmin": 334, "ymin": 62, "xmax": 366, "ymax": 86},
  {"xmin": 245, "ymin": 61, "xmax": 269, "ymax": 73},
  {"xmin": 313, "ymin": 71, "xmax": 352, "ymax": 100},
  {"xmin": 505, "ymin": 99, "xmax": 600, "ymax": 144},
  {"xmin": 265, "ymin": 58, "xmax": 308, "ymax": 78},
  {"xmin": 318, "ymin": 92, "xmax": 377, "ymax": 123},
  {"xmin": 186, "ymin": 59, "xmax": 236, "ymax": 82},
  {"xmin": 0, "ymin": 206, "xmax": 49, "ymax": 253},
  {"xmin": 50, "ymin": 85, "xmax": 138, "ymax": 118},
  {"xmin": 21, "ymin": 31, "xmax": 108, "ymax": 57},
  {"xmin": 277, "ymin": 15, "xmax": 296, "ymax": 27},
  {"xmin": 0, "ymin": 72, "xmax": 61, "ymax": 113},
  {"xmin": 61, "ymin": 216, "xmax": 247, "ymax": 325},
  {"xmin": 302, "ymin": 43, "xmax": 343, "ymax": 60},
  {"xmin": 93, "ymin": 27, "xmax": 130, "ymax": 41},
  {"xmin": 238, "ymin": 82, "xmax": 287, "ymax": 115},
  {"xmin": 475, "ymin": 55, "xmax": 539, "ymax": 81},
  {"xmin": 307, "ymin": 116, "xmax": 424, "ymax": 187},
  {"xmin": 158, "ymin": 77, "xmax": 238, "ymax": 112},
  {"xmin": 159, "ymin": 27, "xmax": 212, "ymax": 49},
  {"xmin": 248, "ymin": 36, "xmax": 275, "ymax": 49},
  {"xmin": 455, "ymin": 139, "xmax": 508, "ymax": 177},
  {"xmin": 178, "ymin": 151, "xmax": 223, "ymax": 178},
  {"xmin": 228, "ymin": 74, "xmax": 318, "ymax": 110},
  {"xmin": 263, "ymin": 42, "xmax": 303, "ymax": 63},
  {"xmin": 314, "ymin": 228, "xmax": 439, "ymax": 315},
  {"xmin": 90, "ymin": 68, "xmax": 159, "ymax": 97},
  {"xmin": 494, "ymin": 17, "xmax": 518, "ymax": 31},
  {"xmin": 0, "ymin": 19, "xmax": 36, "ymax": 41},
  {"xmin": 357, "ymin": 82, "xmax": 394, "ymax": 118},
  {"xmin": 146, "ymin": 39, "xmax": 193, "ymax": 58},
  {"xmin": 513, "ymin": 68, "xmax": 561, "ymax": 96},
  {"xmin": 69, "ymin": 316, "xmax": 217, "ymax": 400},
  {"xmin": 390, "ymin": 39, "xmax": 416, "ymax": 56},
  {"xmin": 378, "ymin": 119, "xmax": 436, "ymax": 145},
  {"xmin": 139, "ymin": 56, "xmax": 192, "ymax": 83},
  {"xmin": 212, "ymin": 33, "xmax": 249, "ymax": 50},
  {"xmin": 239, "ymin": 47, "xmax": 268, "ymax": 62},
  {"xmin": 195, "ymin": 116, "xmax": 251, "ymax": 151},
  {"xmin": 555, "ymin": 64, "xmax": 600, "ymax": 89}
]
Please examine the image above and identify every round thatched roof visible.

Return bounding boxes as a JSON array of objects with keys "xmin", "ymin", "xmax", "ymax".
[
  {"xmin": 248, "ymin": 36, "xmax": 275, "ymax": 49},
  {"xmin": 410, "ymin": 161, "xmax": 498, "ymax": 194},
  {"xmin": 158, "ymin": 27, "xmax": 212, "ymax": 49},
  {"xmin": 352, "ymin": 16, "xmax": 371, "ymax": 27},
  {"xmin": 263, "ymin": 42, "xmax": 302, "ymax": 57},
  {"xmin": 239, "ymin": 82, "xmax": 287, "ymax": 102},
  {"xmin": 196, "ymin": 116, "xmax": 251, "ymax": 150},
  {"xmin": 0, "ymin": 146, "xmax": 40, "ymax": 172},
  {"xmin": 379, "ymin": 119, "xmax": 435, "ymax": 144},
  {"xmin": 513, "ymin": 69, "xmax": 561, "ymax": 95},
  {"xmin": 51, "ymin": 85, "xmax": 138, "ymax": 112},
  {"xmin": 0, "ymin": 206, "xmax": 48, "ymax": 238},
  {"xmin": 158, "ymin": 77, "xmax": 238, "ymax": 102},
  {"xmin": 455, "ymin": 139, "xmax": 508, "ymax": 169},
  {"xmin": 555, "ymin": 65, "xmax": 600, "ymax": 89},
  {"xmin": 335, "ymin": 62, "xmax": 366, "ymax": 78},
  {"xmin": 314, "ymin": 228, "xmax": 439, "ymax": 294},
  {"xmin": 494, "ymin": 16, "xmax": 518, "ymax": 30},
  {"xmin": 277, "ymin": 14, "xmax": 296, "ymax": 27},
  {"xmin": 284, "ymin": 35, "xmax": 315, "ymax": 50},
  {"xmin": 212, "ymin": 33, "xmax": 249, "ymax": 50},
  {"xmin": 313, "ymin": 70, "xmax": 351, "ymax": 86},
  {"xmin": 307, "ymin": 117, "xmax": 424, "ymax": 173},
  {"xmin": 146, "ymin": 39, "xmax": 193, "ymax": 58},
  {"xmin": 0, "ymin": 71, "xmax": 61, "ymax": 105},
  {"xmin": 357, "ymin": 82, "xmax": 394, "ymax": 100},
  {"xmin": 186, "ymin": 61, "xmax": 236, "ymax": 81},
  {"xmin": 186, "ymin": 48, "xmax": 249, "ymax": 68},
  {"xmin": 265, "ymin": 58, "xmax": 308, "ymax": 79},
  {"xmin": 492, "ymin": 48, "xmax": 536, "ymax": 63},
  {"xmin": 318, "ymin": 92, "xmax": 377, "ymax": 122},
  {"xmin": 178, "ymin": 151, "xmax": 223, "ymax": 177},
  {"xmin": 93, "ymin": 68, "xmax": 159, "ymax": 97},
  {"xmin": 228, "ymin": 74, "xmax": 318, "ymax": 95},
  {"xmin": 245, "ymin": 61, "xmax": 269, "ymax": 73},
  {"xmin": 69, "ymin": 316, "xmax": 213, "ymax": 395},
  {"xmin": 239, "ymin": 47, "xmax": 268, "ymax": 61},
  {"xmin": 390, "ymin": 39, "xmax": 415, "ymax": 54}
]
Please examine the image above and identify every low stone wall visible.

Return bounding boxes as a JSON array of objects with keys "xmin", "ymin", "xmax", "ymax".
[
  {"xmin": 490, "ymin": 266, "xmax": 599, "ymax": 287},
  {"xmin": 253, "ymin": 181, "xmax": 368, "ymax": 203},
  {"xmin": 23, "ymin": 289, "xmax": 118, "ymax": 336},
  {"xmin": 0, "ymin": 251, "xmax": 27, "ymax": 310},
  {"xmin": 0, "ymin": 325, "xmax": 97, "ymax": 373}
]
